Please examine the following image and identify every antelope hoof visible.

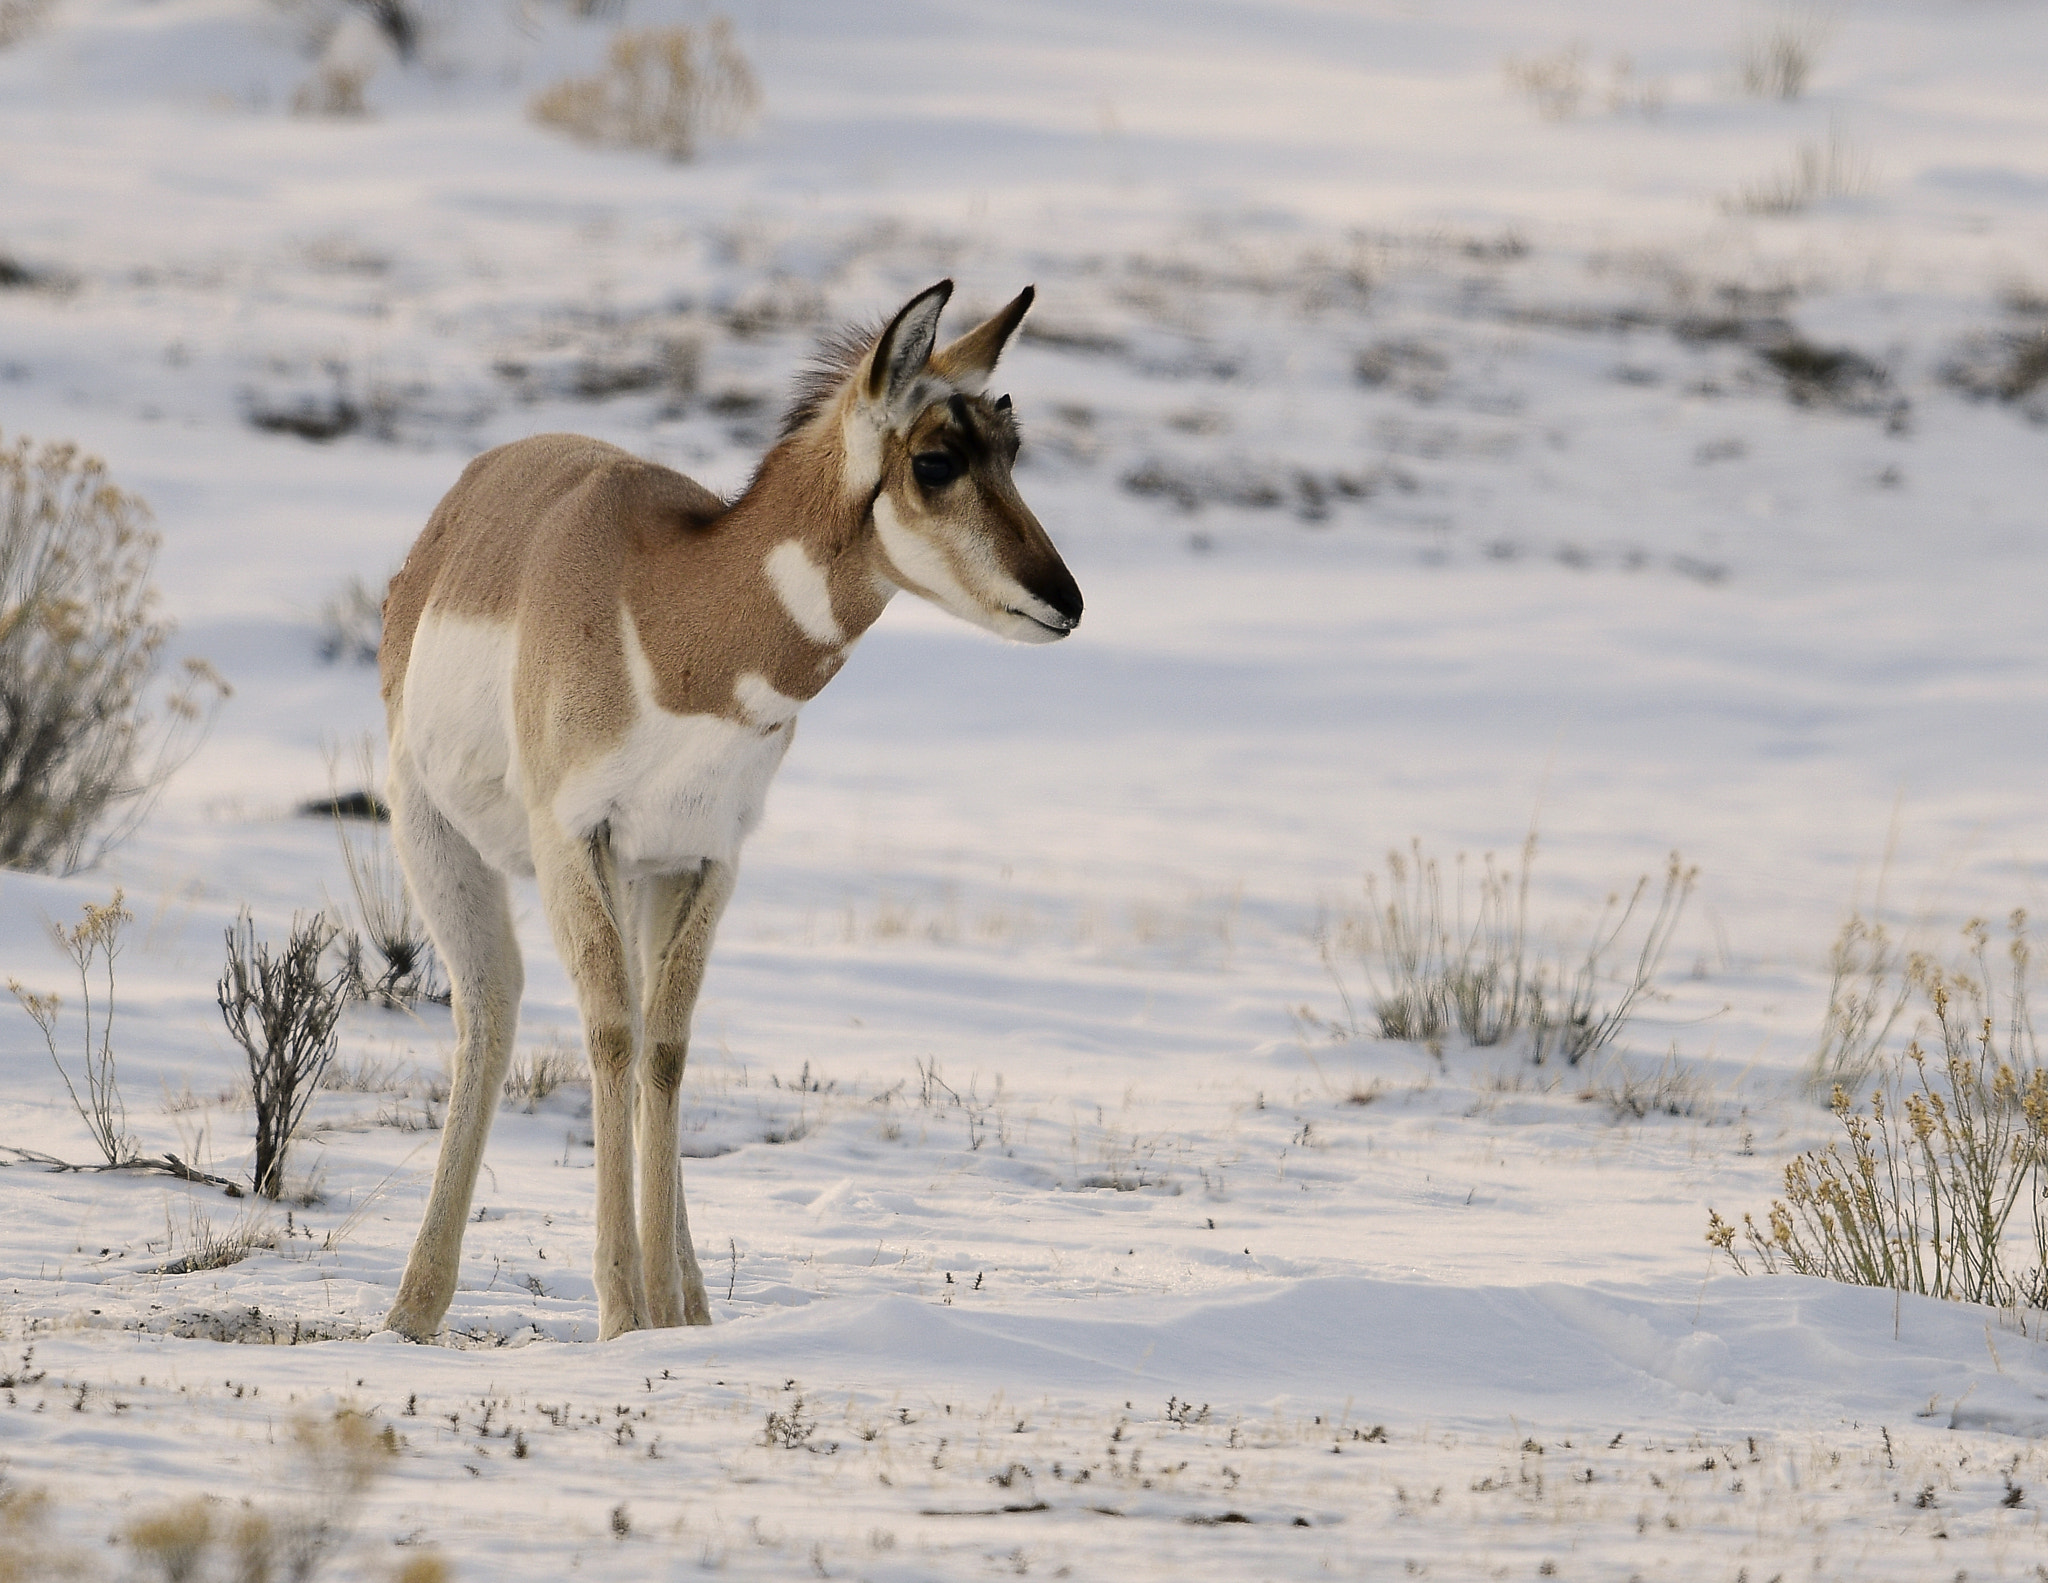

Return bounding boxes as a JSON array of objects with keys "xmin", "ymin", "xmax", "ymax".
[{"xmin": 382, "ymin": 1305, "xmax": 438, "ymax": 1343}]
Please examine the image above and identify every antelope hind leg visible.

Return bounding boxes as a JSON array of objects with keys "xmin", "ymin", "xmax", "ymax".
[
  {"xmin": 384, "ymin": 763, "xmax": 523, "ymax": 1341},
  {"xmin": 633, "ymin": 859, "xmax": 735, "ymax": 1326}
]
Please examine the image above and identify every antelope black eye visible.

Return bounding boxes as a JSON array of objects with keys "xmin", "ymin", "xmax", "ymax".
[{"xmin": 911, "ymin": 452, "xmax": 961, "ymax": 488}]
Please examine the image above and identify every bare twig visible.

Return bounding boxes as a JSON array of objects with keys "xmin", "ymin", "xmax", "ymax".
[{"xmin": 218, "ymin": 910, "xmax": 349, "ymax": 1198}]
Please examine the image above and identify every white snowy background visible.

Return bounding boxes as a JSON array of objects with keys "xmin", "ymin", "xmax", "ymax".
[{"xmin": 3, "ymin": 0, "xmax": 2048, "ymax": 1576}]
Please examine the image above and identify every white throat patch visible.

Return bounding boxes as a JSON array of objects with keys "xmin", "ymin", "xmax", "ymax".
[
  {"xmin": 764, "ymin": 539, "xmax": 845, "ymax": 646},
  {"xmin": 873, "ymin": 494, "xmax": 982, "ymax": 623}
]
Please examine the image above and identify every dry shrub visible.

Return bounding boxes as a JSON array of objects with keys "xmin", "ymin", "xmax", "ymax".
[
  {"xmin": 0, "ymin": 434, "xmax": 228, "ymax": 873},
  {"xmin": 121, "ymin": 1411, "xmax": 399, "ymax": 1582},
  {"xmin": 8, "ymin": 891, "xmax": 136, "ymax": 1164},
  {"xmin": 1714, "ymin": 918, "xmax": 2048, "ymax": 1309},
  {"xmin": 1736, "ymin": 14, "xmax": 1827, "ymax": 100},
  {"xmin": 292, "ymin": 63, "xmax": 370, "ymax": 118},
  {"xmin": 126, "ymin": 1499, "xmax": 215, "ymax": 1583},
  {"xmin": 0, "ymin": 0, "xmax": 53, "ymax": 49},
  {"xmin": 1807, "ymin": 911, "xmax": 1920, "ymax": 1096},
  {"xmin": 532, "ymin": 18, "xmax": 759, "ymax": 162},
  {"xmin": 218, "ymin": 911, "xmax": 350, "ymax": 1198},
  {"xmin": 0, "ymin": 1484, "xmax": 84, "ymax": 1583},
  {"xmin": 1502, "ymin": 44, "xmax": 1588, "ymax": 121}
]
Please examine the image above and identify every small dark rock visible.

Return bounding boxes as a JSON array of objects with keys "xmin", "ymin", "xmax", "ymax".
[{"xmin": 299, "ymin": 789, "xmax": 389, "ymax": 821}]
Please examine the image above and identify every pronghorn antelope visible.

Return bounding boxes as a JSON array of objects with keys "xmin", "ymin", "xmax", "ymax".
[{"xmin": 379, "ymin": 281, "xmax": 1081, "ymax": 1341}]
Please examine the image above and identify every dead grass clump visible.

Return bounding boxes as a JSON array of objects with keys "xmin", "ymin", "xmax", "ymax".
[
  {"xmin": 1735, "ymin": 14, "xmax": 1827, "ymax": 100},
  {"xmin": 1942, "ymin": 328, "xmax": 2048, "ymax": 407},
  {"xmin": 506, "ymin": 1038, "xmax": 584, "ymax": 1112},
  {"xmin": 0, "ymin": 0, "xmax": 53, "ymax": 49},
  {"xmin": 0, "ymin": 1484, "xmax": 83, "ymax": 1583},
  {"xmin": 328, "ymin": 738, "xmax": 441, "ymax": 1007},
  {"xmin": 1604, "ymin": 54, "xmax": 1667, "ymax": 118},
  {"xmin": 1354, "ymin": 338, "xmax": 1449, "ymax": 402},
  {"xmin": 1723, "ymin": 131, "xmax": 1872, "ymax": 216},
  {"xmin": 319, "ymin": 1053, "xmax": 406, "ymax": 1093},
  {"xmin": 292, "ymin": 62, "xmax": 370, "ymax": 117},
  {"xmin": 121, "ymin": 1411, "xmax": 397, "ymax": 1579},
  {"xmin": 316, "ymin": 574, "xmax": 383, "ymax": 664},
  {"xmin": 248, "ymin": 390, "xmax": 360, "ymax": 442},
  {"xmin": 1755, "ymin": 334, "xmax": 1898, "ymax": 419},
  {"xmin": 375, "ymin": 1095, "xmax": 440, "ymax": 1131},
  {"xmin": 0, "ymin": 434, "xmax": 228, "ymax": 873},
  {"xmin": 154, "ymin": 1201, "xmax": 276, "ymax": 1275},
  {"xmin": 1312, "ymin": 838, "xmax": 1695, "ymax": 1066},
  {"xmin": 1588, "ymin": 1049, "xmax": 1710, "ymax": 1120},
  {"xmin": 1121, "ymin": 458, "xmax": 1371, "ymax": 519},
  {"xmin": 531, "ymin": 19, "xmax": 759, "ymax": 162},
  {"xmin": 1503, "ymin": 44, "xmax": 1588, "ymax": 121}
]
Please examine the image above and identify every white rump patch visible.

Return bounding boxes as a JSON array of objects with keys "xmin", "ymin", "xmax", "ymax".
[
  {"xmin": 764, "ymin": 539, "xmax": 844, "ymax": 646},
  {"xmin": 733, "ymin": 671, "xmax": 802, "ymax": 728},
  {"xmin": 399, "ymin": 612, "xmax": 532, "ymax": 873}
]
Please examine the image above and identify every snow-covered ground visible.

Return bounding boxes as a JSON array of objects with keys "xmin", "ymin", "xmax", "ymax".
[{"xmin": 5, "ymin": 0, "xmax": 2048, "ymax": 1575}]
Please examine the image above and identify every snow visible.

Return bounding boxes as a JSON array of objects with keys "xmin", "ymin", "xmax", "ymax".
[{"xmin": 5, "ymin": 0, "xmax": 2048, "ymax": 1575}]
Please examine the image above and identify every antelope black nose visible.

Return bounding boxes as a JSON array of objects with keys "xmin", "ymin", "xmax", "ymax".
[{"xmin": 1037, "ymin": 559, "xmax": 1084, "ymax": 628}]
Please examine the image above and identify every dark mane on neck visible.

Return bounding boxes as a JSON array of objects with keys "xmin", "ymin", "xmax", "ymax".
[{"xmin": 778, "ymin": 318, "xmax": 882, "ymax": 438}]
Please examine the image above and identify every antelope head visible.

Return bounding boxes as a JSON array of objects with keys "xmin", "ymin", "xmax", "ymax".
[{"xmin": 846, "ymin": 280, "xmax": 1083, "ymax": 644}]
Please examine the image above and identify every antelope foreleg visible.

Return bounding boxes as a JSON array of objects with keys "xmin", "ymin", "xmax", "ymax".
[
  {"xmin": 633, "ymin": 860, "xmax": 736, "ymax": 1327},
  {"xmin": 533, "ymin": 818, "xmax": 648, "ymax": 1340}
]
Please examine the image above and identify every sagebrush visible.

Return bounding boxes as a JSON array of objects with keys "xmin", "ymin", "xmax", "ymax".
[
  {"xmin": 0, "ymin": 433, "xmax": 227, "ymax": 872},
  {"xmin": 0, "ymin": 0, "xmax": 53, "ymax": 49},
  {"xmin": 531, "ymin": 19, "xmax": 759, "ymax": 162},
  {"xmin": 1807, "ymin": 910, "xmax": 1921, "ymax": 1097},
  {"xmin": 1713, "ymin": 916, "xmax": 2048, "ymax": 1309}
]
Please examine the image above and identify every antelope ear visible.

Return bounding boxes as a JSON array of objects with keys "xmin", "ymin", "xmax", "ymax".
[
  {"xmin": 865, "ymin": 280, "xmax": 953, "ymax": 407},
  {"xmin": 930, "ymin": 286, "xmax": 1034, "ymax": 393}
]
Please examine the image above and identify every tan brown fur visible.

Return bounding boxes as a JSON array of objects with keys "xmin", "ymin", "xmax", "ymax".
[{"xmin": 379, "ymin": 281, "xmax": 1080, "ymax": 1343}]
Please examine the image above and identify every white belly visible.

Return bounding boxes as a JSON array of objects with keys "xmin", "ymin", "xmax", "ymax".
[
  {"xmin": 399, "ymin": 610, "xmax": 794, "ymax": 877},
  {"xmin": 552, "ymin": 701, "xmax": 793, "ymax": 873}
]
